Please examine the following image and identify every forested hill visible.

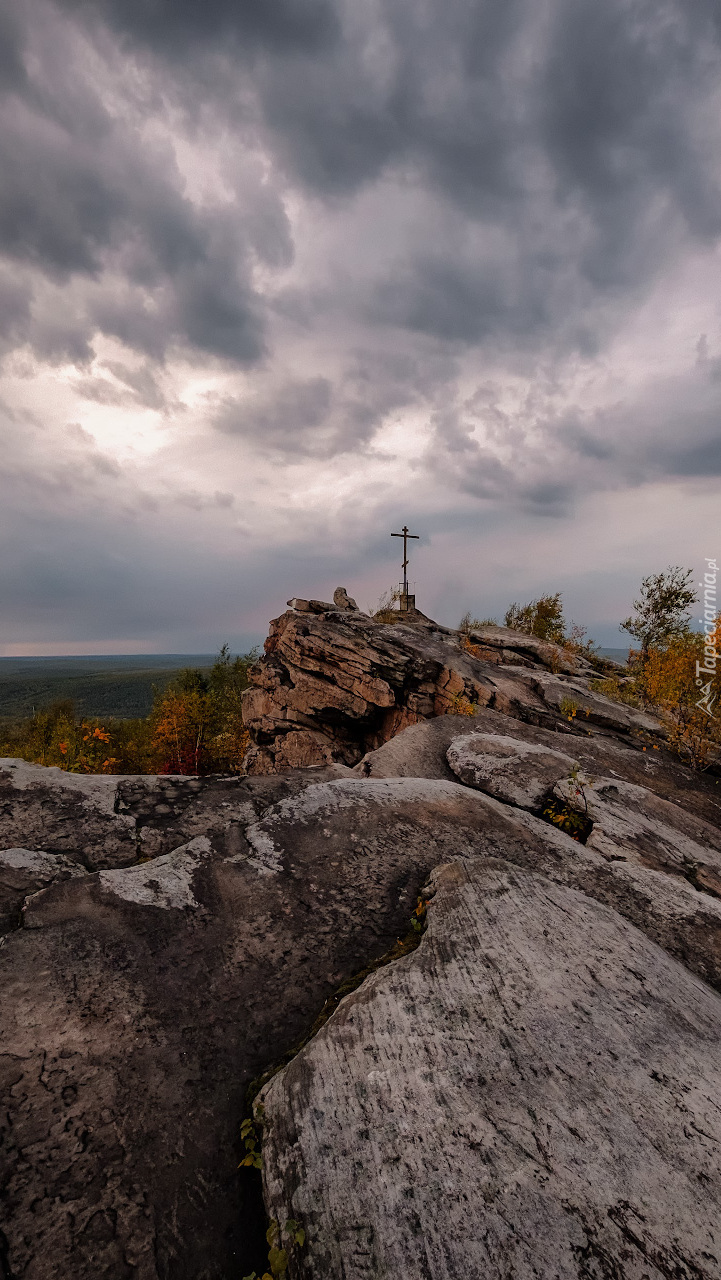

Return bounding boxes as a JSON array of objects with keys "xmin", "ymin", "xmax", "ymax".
[{"xmin": 0, "ymin": 655, "xmax": 215, "ymax": 720}]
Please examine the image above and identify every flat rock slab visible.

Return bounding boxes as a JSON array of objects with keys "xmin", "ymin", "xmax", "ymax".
[
  {"xmin": 0, "ymin": 758, "xmax": 352, "ymax": 871},
  {"xmin": 260, "ymin": 858, "xmax": 721, "ymax": 1279},
  {"xmin": 356, "ymin": 712, "xmax": 721, "ymax": 830},
  {"xmin": 5, "ymin": 757, "xmax": 721, "ymax": 1279},
  {"xmin": 446, "ymin": 731, "xmax": 576, "ymax": 806}
]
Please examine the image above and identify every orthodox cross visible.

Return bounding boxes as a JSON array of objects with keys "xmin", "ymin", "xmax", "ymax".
[{"xmin": 391, "ymin": 525, "xmax": 419, "ymax": 599}]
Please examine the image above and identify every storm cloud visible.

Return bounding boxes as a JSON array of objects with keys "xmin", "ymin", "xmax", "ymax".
[{"xmin": 1, "ymin": 0, "xmax": 721, "ymax": 651}]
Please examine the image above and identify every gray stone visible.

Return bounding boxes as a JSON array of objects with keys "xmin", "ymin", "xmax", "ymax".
[
  {"xmin": 4, "ymin": 601, "xmax": 721, "ymax": 1280},
  {"xmin": 260, "ymin": 857, "xmax": 721, "ymax": 1280},
  {"xmin": 333, "ymin": 586, "xmax": 360, "ymax": 611},
  {"xmin": 446, "ymin": 731, "xmax": 577, "ymax": 806},
  {"xmin": 355, "ymin": 713, "xmax": 485, "ymax": 780},
  {"xmin": 356, "ymin": 710, "xmax": 721, "ymax": 830},
  {"xmin": 0, "ymin": 758, "xmax": 355, "ymax": 873},
  {"xmin": 243, "ymin": 608, "xmax": 663, "ymax": 774},
  {"xmin": 558, "ymin": 773, "xmax": 721, "ymax": 896},
  {"xmin": 1, "ymin": 775, "xmax": 530, "ymax": 1280},
  {"xmin": 0, "ymin": 847, "xmax": 85, "ymax": 934}
]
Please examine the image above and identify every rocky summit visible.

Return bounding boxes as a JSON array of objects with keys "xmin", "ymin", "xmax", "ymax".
[{"xmin": 2, "ymin": 596, "xmax": 721, "ymax": 1280}]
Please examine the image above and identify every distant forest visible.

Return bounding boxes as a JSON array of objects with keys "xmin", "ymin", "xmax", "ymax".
[
  {"xmin": 0, "ymin": 655, "xmax": 216, "ymax": 721},
  {"xmin": 0, "ymin": 649, "xmax": 254, "ymax": 775}
]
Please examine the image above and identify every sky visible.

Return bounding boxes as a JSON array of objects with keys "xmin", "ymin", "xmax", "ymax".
[{"xmin": 1, "ymin": 0, "xmax": 720, "ymax": 654}]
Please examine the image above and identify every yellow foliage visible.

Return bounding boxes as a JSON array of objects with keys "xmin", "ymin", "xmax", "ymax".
[
  {"xmin": 449, "ymin": 691, "xmax": 477, "ymax": 716},
  {"xmin": 638, "ymin": 621, "xmax": 720, "ymax": 769}
]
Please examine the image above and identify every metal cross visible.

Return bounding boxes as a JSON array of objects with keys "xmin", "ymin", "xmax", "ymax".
[{"xmin": 391, "ymin": 525, "xmax": 419, "ymax": 598}]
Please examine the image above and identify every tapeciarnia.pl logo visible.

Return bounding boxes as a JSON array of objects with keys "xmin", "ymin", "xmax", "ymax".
[{"xmin": 696, "ymin": 557, "xmax": 718, "ymax": 718}]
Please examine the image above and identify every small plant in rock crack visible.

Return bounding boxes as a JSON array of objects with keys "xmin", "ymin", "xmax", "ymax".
[
  {"xmin": 238, "ymin": 1105, "xmax": 264, "ymax": 1170},
  {"xmin": 567, "ymin": 762, "xmax": 592, "ymax": 810},
  {"xmin": 410, "ymin": 896, "xmax": 429, "ymax": 934},
  {"xmin": 543, "ymin": 764, "xmax": 594, "ymax": 843},
  {"xmin": 243, "ymin": 1217, "xmax": 306, "ymax": 1280}
]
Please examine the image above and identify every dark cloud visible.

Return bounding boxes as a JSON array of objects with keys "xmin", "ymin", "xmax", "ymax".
[
  {"xmin": 0, "ymin": 267, "xmax": 32, "ymax": 354},
  {"xmin": 425, "ymin": 353, "xmax": 721, "ymax": 515},
  {"xmin": 1, "ymin": 0, "xmax": 721, "ymax": 650},
  {"xmin": 670, "ymin": 436, "xmax": 721, "ymax": 475},
  {"xmin": 0, "ymin": 6, "xmax": 268, "ymax": 365},
  {"xmin": 3, "ymin": 0, "xmax": 720, "ymax": 373},
  {"xmin": 102, "ymin": 362, "xmax": 170, "ymax": 411},
  {"xmin": 213, "ymin": 374, "xmax": 382, "ymax": 457},
  {"xmin": 60, "ymin": 0, "xmax": 340, "ymax": 59},
  {"xmin": 0, "ymin": 6, "xmax": 28, "ymax": 96},
  {"xmin": 557, "ymin": 421, "xmax": 616, "ymax": 462},
  {"xmin": 371, "ymin": 257, "xmax": 509, "ymax": 345}
]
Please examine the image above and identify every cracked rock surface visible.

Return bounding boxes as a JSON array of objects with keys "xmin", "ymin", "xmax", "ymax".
[
  {"xmin": 3, "ymin": 602, "xmax": 721, "ymax": 1280},
  {"xmin": 2, "ymin": 770, "xmax": 548, "ymax": 1280},
  {"xmin": 260, "ymin": 858, "xmax": 721, "ymax": 1280}
]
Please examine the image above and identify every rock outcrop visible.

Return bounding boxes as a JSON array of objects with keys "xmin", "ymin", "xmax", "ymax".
[
  {"xmin": 260, "ymin": 858, "xmax": 721, "ymax": 1280},
  {"xmin": 2, "ymin": 597, "xmax": 721, "ymax": 1280},
  {"xmin": 242, "ymin": 596, "xmax": 658, "ymax": 773}
]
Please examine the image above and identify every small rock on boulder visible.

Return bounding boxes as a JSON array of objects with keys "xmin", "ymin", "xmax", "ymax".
[
  {"xmin": 332, "ymin": 586, "xmax": 360, "ymax": 611},
  {"xmin": 0, "ymin": 848, "xmax": 85, "ymax": 934}
]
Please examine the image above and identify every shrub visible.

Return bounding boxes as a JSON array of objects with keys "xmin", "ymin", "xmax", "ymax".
[
  {"xmin": 458, "ymin": 612, "xmax": 499, "ymax": 632},
  {"xmin": 0, "ymin": 700, "xmax": 154, "ymax": 773},
  {"xmin": 371, "ymin": 586, "xmax": 404, "ymax": 623},
  {"xmin": 620, "ymin": 566, "xmax": 695, "ymax": 657},
  {"xmin": 150, "ymin": 645, "xmax": 255, "ymax": 775},
  {"xmin": 638, "ymin": 628, "xmax": 721, "ymax": 770},
  {"xmin": 504, "ymin": 593, "xmax": 566, "ymax": 644}
]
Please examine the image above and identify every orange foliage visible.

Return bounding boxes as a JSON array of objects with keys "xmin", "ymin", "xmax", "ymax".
[
  {"xmin": 151, "ymin": 688, "xmax": 210, "ymax": 775},
  {"xmin": 640, "ymin": 620, "xmax": 720, "ymax": 769}
]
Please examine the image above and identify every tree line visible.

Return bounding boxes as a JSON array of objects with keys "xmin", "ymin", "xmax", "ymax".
[{"xmin": 0, "ymin": 645, "xmax": 254, "ymax": 776}]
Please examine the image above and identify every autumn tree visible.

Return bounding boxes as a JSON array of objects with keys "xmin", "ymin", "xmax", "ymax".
[
  {"xmin": 0, "ymin": 700, "xmax": 122, "ymax": 773},
  {"xmin": 150, "ymin": 646, "xmax": 256, "ymax": 775},
  {"xmin": 151, "ymin": 679, "xmax": 211, "ymax": 775},
  {"xmin": 206, "ymin": 644, "xmax": 254, "ymax": 773},
  {"xmin": 621, "ymin": 566, "xmax": 695, "ymax": 658}
]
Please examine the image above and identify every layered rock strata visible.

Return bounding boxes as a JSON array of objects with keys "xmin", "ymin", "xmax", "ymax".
[{"xmin": 242, "ymin": 598, "xmax": 657, "ymax": 773}]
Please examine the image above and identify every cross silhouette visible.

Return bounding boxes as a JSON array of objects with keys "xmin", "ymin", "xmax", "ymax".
[{"xmin": 391, "ymin": 525, "xmax": 419, "ymax": 599}]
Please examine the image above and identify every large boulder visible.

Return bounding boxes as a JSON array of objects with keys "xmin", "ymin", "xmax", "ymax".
[
  {"xmin": 4, "ymin": 762, "xmax": 721, "ymax": 1279},
  {"xmin": 357, "ymin": 709, "xmax": 721, "ymax": 828},
  {"xmin": 0, "ymin": 758, "xmax": 354, "ymax": 868},
  {"xmin": 1, "ymin": 771, "xmax": 553, "ymax": 1280},
  {"xmin": 442, "ymin": 729, "xmax": 721, "ymax": 900},
  {"xmin": 260, "ymin": 857, "xmax": 721, "ymax": 1279},
  {"xmin": 242, "ymin": 602, "xmax": 658, "ymax": 774},
  {"xmin": 446, "ymin": 731, "xmax": 576, "ymax": 806},
  {"xmin": 0, "ymin": 847, "xmax": 84, "ymax": 933}
]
